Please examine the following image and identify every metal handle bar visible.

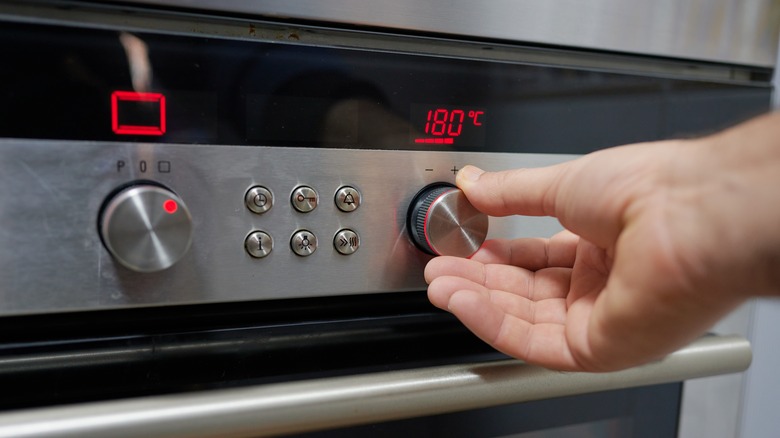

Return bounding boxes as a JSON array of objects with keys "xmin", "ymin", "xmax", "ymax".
[{"xmin": 0, "ymin": 335, "xmax": 751, "ymax": 437}]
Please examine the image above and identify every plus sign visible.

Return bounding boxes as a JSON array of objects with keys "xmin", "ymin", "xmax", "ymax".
[{"xmin": 451, "ymin": 165, "xmax": 459, "ymax": 175}]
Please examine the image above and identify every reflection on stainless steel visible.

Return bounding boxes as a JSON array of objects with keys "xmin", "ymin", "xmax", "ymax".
[
  {"xmin": 0, "ymin": 348, "xmax": 150, "ymax": 374},
  {"xmin": 0, "ymin": 335, "xmax": 751, "ymax": 438},
  {"xmin": 0, "ymin": 322, "xmax": 403, "ymax": 374},
  {"xmin": 112, "ymin": 0, "xmax": 780, "ymax": 67},
  {"xmin": 118, "ymin": 32, "xmax": 152, "ymax": 92}
]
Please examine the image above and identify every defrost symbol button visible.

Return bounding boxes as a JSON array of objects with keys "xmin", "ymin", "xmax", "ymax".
[
  {"xmin": 334, "ymin": 229, "xmax": 359, "ymax": 255},
  {"xmin": 335, "ymin": 186, "xmax": 361, "ymax": 212},
  {"xmin": 291, "ymin": 230, "xmax": 317, "ymax": 256},
  {"xmin": 245, "ymin": 231, "xmax": 273, "ymax": 258},
  {"xmin": 291, "ymin": 186, "xmax": 318, "ymax": 213},
  {"xmin": 245, "ymin": 186, "xmax": 273, "ymax": 214}
]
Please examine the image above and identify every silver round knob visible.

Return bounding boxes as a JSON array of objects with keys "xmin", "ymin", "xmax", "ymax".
[
  {"xmin": 408, "ymin": 184, "xmax": 488, "ymax": 258},
  {"xmin": 100, "ymin": 184, "xmax": 193, "ymax": 272}
]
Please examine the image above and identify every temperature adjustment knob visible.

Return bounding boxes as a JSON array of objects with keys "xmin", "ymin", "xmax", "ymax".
[
  {"xmin": 407, "ymin": 184, "xmax": 488, "ymax": 258},
  {"xmin": 99, "ymin": 184, "xmax": 193, "ymax": 272}
]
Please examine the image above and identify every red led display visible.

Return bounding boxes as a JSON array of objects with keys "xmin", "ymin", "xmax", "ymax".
[
  {"xmin": 111, "ymin": 91, "xmax": 166, "ymax": 136},
  {"xmin": 412, "ymin": 105, "xmax": 485, "ymax": 146}
]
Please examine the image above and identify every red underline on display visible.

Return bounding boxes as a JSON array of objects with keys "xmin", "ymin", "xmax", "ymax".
[{"xmin": 414, "ymin": 138, "xmax": 454, "ymax": 144}]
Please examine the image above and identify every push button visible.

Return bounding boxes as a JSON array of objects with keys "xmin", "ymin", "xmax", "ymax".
[
  {"xmin": 335, "ymin": 186, "xmax": 361, "ymax": 212},
  {"xmin": 245, "ymin": 231, "xmax": 273, "ymax": 258},
  {"xmin": 291, "ymin": 230, "xmax": 317, "ymax": 256},
  {"xmin": 334, "ymin": 229, "xmax": 359, "ymax": 255},
  {"xmin": 291, "ymin": 186, "xmax": 318, "ymax": 213},
  {"xmin": 245, "ymin": 186, "xmax": 273, "ymax": 214}
]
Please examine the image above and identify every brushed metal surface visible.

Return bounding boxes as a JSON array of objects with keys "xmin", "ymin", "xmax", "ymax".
[
  {"xmin": 0, "ymin": 335, "xmax": 751, "ymax": 438},
  {"xmin": 411, "ymin": 187, "xmax": 488, "ymax": 258},
  {"xmin": 243, "ymin": 230, "xmax": 272, "ymax": 259},
  {"xmin": 0, "ymin": 0, "xmax": 771, "ymax": 90},
  {"xmin": 243, "ymin": 186, "xmax": 272, "ymax": 215},
  {"xmin": 100, "ymin": 185, "xmax": 193, "ymax": 272},
  {"xmin": 333, "ymin": 228, "xmax": 359, "ymax": 255},
  {"xmin": 109, "ymin": 0, "xmax": 780, "ymax": 67},
  {"xmin": 0, "ymin": 139, "xmax": 571, "ymax": 315},
  {"xmin": 334, "ymin": 186, "xmax": 360, "ymax": 213}
]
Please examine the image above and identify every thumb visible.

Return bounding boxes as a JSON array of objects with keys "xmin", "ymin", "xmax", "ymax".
[{"xmin": 455, "ymin": 164, "xmax": 569, "ymax": 218}]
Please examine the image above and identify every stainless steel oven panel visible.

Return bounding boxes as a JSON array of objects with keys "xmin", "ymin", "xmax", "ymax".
[
  {"xmin": 0, "ymin": 139, "xmax": 571, "ymax": 316},
  {"xmin": 112, "ymin": 0, "xmax": 780, "ymax": 68}
]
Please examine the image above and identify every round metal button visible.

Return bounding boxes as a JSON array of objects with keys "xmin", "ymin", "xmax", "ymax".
[
  {"xmin": 408, "ymin": 184, "xmax": 488, "ymax": 258},
  {"xmin": 245, "ymin": 186, "xmax": 273, "ymax": 214},
  {"xmin": 334, "ymin": 186, "xmax": 361, "ymax": 212},
  {"xmin": 291, "ymin": 230, "xmax": 317, "ymax": 256},
  {"xmin": 100, "ymin": 184, "xmax": 193, "ymax": 272},
  {"xmin": 333, "ymin": 229, "xmax": 360, "ymax": 255},
  {"xmin": 291, "ymin": 186, "xmax": 318, "ymax": 213},
  {"xmin": 245, "ymin": 231, "xmax": 273, "ymax": 258}
]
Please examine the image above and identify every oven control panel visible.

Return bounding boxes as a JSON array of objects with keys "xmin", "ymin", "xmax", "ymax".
[
  {"xmin": 99, "ymin": 178, "xmax": 490, "ymax": 274},
  {"xmin": 0, "ymin": 4, "xmax": 768, "ymax": 316},
  {"xmin": 0, "ymin": 139, "xmax": 568, "ymax": 315}
]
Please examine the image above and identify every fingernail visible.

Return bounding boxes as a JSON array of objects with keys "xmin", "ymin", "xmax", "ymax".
[{"xmin": 458, "ymin": 165, "xmax": 484, "ymax": 182}]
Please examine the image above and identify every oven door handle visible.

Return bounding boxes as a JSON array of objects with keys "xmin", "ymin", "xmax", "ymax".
[{"xmin": 0, "ymin": 334, "xmax": 751, "ymax": 438}]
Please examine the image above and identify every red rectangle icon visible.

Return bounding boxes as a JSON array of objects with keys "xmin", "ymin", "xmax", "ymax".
[{"xmin": 111, "ymin": 91, "xmax": 166, "ymax": 136}]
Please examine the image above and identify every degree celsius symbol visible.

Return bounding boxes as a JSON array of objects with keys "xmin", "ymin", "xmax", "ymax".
[{"xmin": 423, "ymin": 107, "xmax": 484, "ymax": 138}]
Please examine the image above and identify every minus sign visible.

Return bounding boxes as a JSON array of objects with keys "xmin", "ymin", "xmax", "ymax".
[{"xmin": 425, "ymin": 168, "xmax": 434, "ymax": 172}]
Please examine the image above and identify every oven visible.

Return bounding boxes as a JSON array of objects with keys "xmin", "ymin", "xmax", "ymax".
[{"xmin": 0, "ymin": 1, "xmax": 775, "ymax": 436}]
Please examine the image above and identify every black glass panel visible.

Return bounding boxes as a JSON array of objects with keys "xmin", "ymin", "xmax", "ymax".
[
  {"xmin": 0, "ymin": 293, "xmax": 503, "ymax": 410},
  {"xmin": 0, "ymin": 23, "xmax": 770, "ymax": 153}
]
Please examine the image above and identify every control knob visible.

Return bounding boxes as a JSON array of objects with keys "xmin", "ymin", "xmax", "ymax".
[
  {"xmin": 99, "ymin": 184, "xmax": 193, "ymax": 272},
  {"xmin": 408, "ymin": 184, "xmax": 488, "ymax": 258}
]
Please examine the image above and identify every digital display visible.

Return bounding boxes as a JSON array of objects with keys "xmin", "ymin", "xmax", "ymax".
[
  {"xmin": 110, "ymin": 89, "xmax": 217, "ymax": 142},
  {"xmin": 410, "ymin": 105, "xmax": 486, "ymax": 147},
  {"xmin": 0, "ymin": 22, "xmax": 770, "ymax": 154}
]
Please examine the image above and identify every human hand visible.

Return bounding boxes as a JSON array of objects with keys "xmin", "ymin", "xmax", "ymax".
[{"xmin": 426, "ymin": 112, "xmax": 780, "ymax": 371}]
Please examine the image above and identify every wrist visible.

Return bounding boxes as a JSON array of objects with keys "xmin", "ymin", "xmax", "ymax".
[{"xmin": 683, "ymin": 112, "xmax": 780, "ymax": 296}]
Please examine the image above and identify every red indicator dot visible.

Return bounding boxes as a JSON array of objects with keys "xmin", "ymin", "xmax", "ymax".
[{"xmin": 163, "ymin": 199, "xmax": 178, "ymax": 214}]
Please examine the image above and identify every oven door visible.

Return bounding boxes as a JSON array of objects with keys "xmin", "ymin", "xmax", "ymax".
[{"xmin": 0, "ymin": 295, "xmax": 752, "ymax": 437}]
